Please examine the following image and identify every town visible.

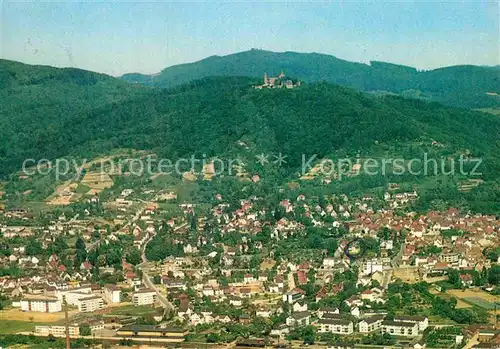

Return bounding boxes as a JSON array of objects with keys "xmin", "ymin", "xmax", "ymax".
[{"xmin": 0, "ymin": 158, "xmax": 498, "ymax": 349}]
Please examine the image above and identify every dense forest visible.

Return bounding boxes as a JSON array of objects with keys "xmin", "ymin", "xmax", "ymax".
[{"xmin": 120, "ymin": 49, "xmax": 500, "ymax": 109}]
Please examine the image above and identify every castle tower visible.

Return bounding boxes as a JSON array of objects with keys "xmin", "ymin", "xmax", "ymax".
[{"xmin": 264, "ymin": 72, "xmax": 269, "ymax": 85}]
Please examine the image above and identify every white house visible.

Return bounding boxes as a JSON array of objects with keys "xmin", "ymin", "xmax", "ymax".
[
  {"xmin": 292, "ymin": 301, "xmax": 308, "ymax": 313},
  {"xmin": 271, "ymin": 325, "xmax": 289, "ymax": 338},
  {"xmin": 286, "ymin": 311, "xmax": 310, "ymax": 327},
  {"xmin": 318, "ymin": 308, "xmax": 339, "ymax": 318},
  {"xmin": 323, "ymin": 257, "xmax": 336, "ymax": 268},
  {"xmin": 104, "ymin": 284, "xmax": 121, "ymax": 304},
  {"xmin": 361, "ymin": 258, "xmax": 384, "ymax": 276}
]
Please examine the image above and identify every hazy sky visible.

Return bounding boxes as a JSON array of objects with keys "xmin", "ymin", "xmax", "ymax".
[{"xmin": 1, "ymin": 0, "xmax": 498, "ymax": 76}]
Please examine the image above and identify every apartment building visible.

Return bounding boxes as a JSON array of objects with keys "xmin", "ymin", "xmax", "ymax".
[
  {"xmin": 132, "ymin": 289, "xmax": 157, "ymax": 306},
  {"xmin": 20, "ymin": 295, "xmax": 62, "ymax": 313},
  {"xmin": 393, "ymin": 315, "xmax": 428, "ymax": 331},
  {"xmin": 318, "ymin": 318, "xmax": 354, "ymax": 335},
  {"xmin": 35, "ymin": 325, "xmax": 79, "ymax": 336},
  {"xmin": 359, "ymin": 315, "xmax": 384, "ymax": 333},
  {"xmin": 381, "ymin": 320, "xmax": 419, "ymax": 337},
  {"xmin": 76, "ymin": 295, "xmax": 104, "ymax": 312}
]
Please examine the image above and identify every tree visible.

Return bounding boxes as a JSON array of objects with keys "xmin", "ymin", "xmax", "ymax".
[
  {"xmin": 79, "ymin": 324, "xmax": 91, "ymax": 336},
  {"xmin": 126, "ymin": 249, "xmax": 141, "ymax": 265},
  {"xmin": 25, "ymin": 239, "xmax": 43, "ymax": 256},
  {"xmin": 488, "ymin": 265, "xmax": 500, "ymax": 285},
  {"xmin": 75, "ymin": 237, "xmax": 86, "ymax": 250}
]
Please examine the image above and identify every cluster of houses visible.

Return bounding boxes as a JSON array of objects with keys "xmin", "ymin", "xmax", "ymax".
[{"xmin": 0, "ymin": 181, "xmax": 498, "ymax": 346}]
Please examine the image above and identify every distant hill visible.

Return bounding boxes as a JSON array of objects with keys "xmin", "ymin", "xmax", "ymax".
[
  {"xmin": 0, "ymin": 59, "xmax": 148, "ymax": 176},
  {"xmin": 120, "ymin": 49, "xmax": 500, "ymax": 109}
]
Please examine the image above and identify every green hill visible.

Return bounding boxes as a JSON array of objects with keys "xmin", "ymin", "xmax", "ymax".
[
  {"xmin": 120, "ymin": 49, "xmax": 500, "ymax": 109},
  {"xmin": 0, "ymin": 59, "xmax": 149, "ymax": 176},
  {"xmin": 2, "ymin": 60, "xmax": 500, "ymax": 212}
]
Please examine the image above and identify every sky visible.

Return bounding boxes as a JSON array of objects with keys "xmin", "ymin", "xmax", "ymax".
[{"xmin": 1, "ymin": 0, "xmax": 498, "ymax": 76}]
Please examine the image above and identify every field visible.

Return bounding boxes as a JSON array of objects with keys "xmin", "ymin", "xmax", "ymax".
[
  {"xmin": 445, "ymin": 289, "xmax": 499, "ymax": 323},
  {"xmin": 463, "ymin": 297, "xmax": 497, "ymax": 310},
  {"xmin": 445, "ymin": 289, "xmax": 499, "ymax": 306},
  {"xmin": 0, "ymin": 308, "xmax": 77, "ymax": 323},
  {"xmin": 105, "ymin": 304, "xmax": 162, "ymax": 317},
  {"xmin": 46, "ymin": 180, "xmax": 79, "ymax": 205},
  {"xmin": 80, "ymin": 172, "xmax": 114, "ymax": 193},
  {"xmin": 393, "ymin": 266, "xmax": 420, "ymax": 283},
  {"xmin": 0, "ymin": 320, "xmax": 45, "ymax": 334},
  {"xmin": 430, "ymin": 289, "xmax": 471, "ymax": 309}
]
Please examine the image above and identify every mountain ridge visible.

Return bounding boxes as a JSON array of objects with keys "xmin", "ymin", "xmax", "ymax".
[{"xmin": 120, "ymin": 49, "xmax": 500, "ymax": 109}]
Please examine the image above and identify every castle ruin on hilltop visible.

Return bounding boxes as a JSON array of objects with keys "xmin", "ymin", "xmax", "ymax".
[{"xmin": 254, "ymin": 71, "xmax": 301, "ymax": 89}]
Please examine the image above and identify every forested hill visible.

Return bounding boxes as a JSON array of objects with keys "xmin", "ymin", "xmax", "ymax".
[
  {"xmin": 120, "ymin": 49, "xmax": 500, "ymax": 110},
  {"xmin": 0, "ymin": 59, "xmax": 149, "ymax": 175},
  {"xmin": 1, "ymin": 59, "xmax": 500, "ymax": 182}
]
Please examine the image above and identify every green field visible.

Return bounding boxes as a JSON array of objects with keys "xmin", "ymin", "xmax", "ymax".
[
  {"xmin": 0, "ymin": 320, "xmax": 42, "ymax": 334},
  {"xmin": 463, "ymin": 297, "xmax": 498, "ymax": 310},
  {"xmin": 109, "ymin": 304, "xmax": 162, "ymax": 317}
]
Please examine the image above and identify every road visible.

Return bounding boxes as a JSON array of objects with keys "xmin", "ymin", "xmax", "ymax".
[
  {"xmin": 138, "ymin": 225, "xmax": 173, "ymax": 312},
  {"xmin": 391, "ymin": 242, "xmax": 405, "ymax": 268},
  {"xmin": 137, "ymin": 222, "xmax": 188, "ymax": 314},
  {"xmin": 381, "ymin": 270, "xmax": 393, "ymax": 289},
  {"xmin": 287, "ymin": 271, "xmax": 296, "ymax": 290}
]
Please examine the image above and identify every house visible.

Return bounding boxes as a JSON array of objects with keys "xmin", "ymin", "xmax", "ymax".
[
  {"xmin": 243, "ymin": 274, "xmax": 255, "ymax": 283},
  {"xmin": 21, "ymin": 295, "xmax": 62, "ymax": 313},
  {"xmin": 177, "ymin": 302, "xmax": 193, "ymax": 317},
  {"xmin": 360, "ymin": 258, "xmax": 384, "ymax": 276},
  {"xmin": 270, "ymin": 324, "xmax": 289, "ymax": 338},
  {"xmin": 104, "ymin": 284, "xmax": 121, "ymax": 304},
  {"xmin": 292, "ymin": 301, "xmax": 308, "ymax": 313},
  {"xmin": 359, "ymin": 315, "xmax": 384, "ymax": 333},
  {"xmin": 229, "ymin": 296, "xmax": 243, "ymax": 307},
  {"xmin": 286, "ymin": 311, "xmax": 311, "ymax": 327},
  {"xmin": 460, "ymin": 274, "xmax": 474, "ymax": 287},
  {"xmin": 323, "ymin": 257, "xmax": 336, "ymax": 268},
  {"xmin": 132, "ymin": 289, "xmax": 157, "ymax": 306},
  {"xmin": 414, "ymin": 340, "xmax": 427, "ymax": 349},
  {"xmin": 350, "ymin": 306, "xmax": 362, "ymax": 318},
  {"xmin": 318, "ymin": 318, "xmax": 354, "ymax": 335},
  {"xmin": 345, "ymin": 295, "xmax": 363, "ymax": 307},
  {"xmin": 239, "ymin": 314, "xmax": 251, "ymax": 324},
  {"xmin": 361, "ymin": 288, "xmax": 385, "ymax": 303},
  {"xmin": 382, "ymin": 320, "xmax": 419, "ymax": 337},
  {"xmin": 282, "ymin": 289, "xmax": 305, "ymax": 303},
  {"xmin": 393, "ymin": 315, "xmax": 428, "ymax": 331},
  {"xmin": 256, "ymin": 308, "xmax": 272, "ymax": 318}
]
